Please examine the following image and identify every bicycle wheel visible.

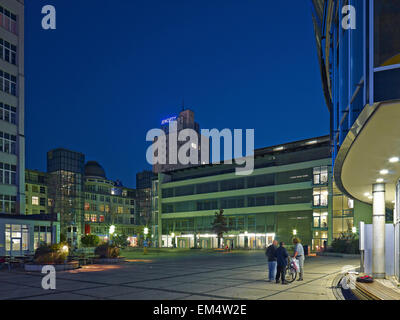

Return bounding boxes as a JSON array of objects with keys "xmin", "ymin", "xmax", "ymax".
[{"xmin": 284, "ymin": 266, "xmax": 297, "ymax": 283}]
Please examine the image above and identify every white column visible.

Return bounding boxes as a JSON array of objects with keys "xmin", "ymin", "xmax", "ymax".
[{"xmin": 372, "ymin": 183, "xmax": 386, "ymax": 278}]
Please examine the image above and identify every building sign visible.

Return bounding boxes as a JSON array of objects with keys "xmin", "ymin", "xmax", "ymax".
[{"xmin": 161, "ymin": 116, "xmax": 177, "ymax": 125}]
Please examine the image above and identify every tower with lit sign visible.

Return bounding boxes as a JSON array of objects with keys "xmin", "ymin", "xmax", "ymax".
[{"xmin": 153, "ymin": 108, "xmax": 207, "ymax": 173}]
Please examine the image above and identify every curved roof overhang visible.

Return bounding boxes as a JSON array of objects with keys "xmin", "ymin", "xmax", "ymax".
[{"xmin": 334, "ymin": 99, "xmax": 400, "ymax": 208}]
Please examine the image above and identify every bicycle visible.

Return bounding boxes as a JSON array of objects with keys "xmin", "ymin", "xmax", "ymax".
[{"xmin": 284, "ymin": 257, "xmax": 298, "ymax": 283}]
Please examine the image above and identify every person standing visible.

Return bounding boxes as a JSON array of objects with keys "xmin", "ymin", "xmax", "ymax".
[
  {"xmin": 293, "ymin": 238, "xmax": 305, "ymax": 281},
  {"xmin": 265, "ymin": 240, "xmax": 278, "ymax": 282},
  {"xmin": 275, "ymin": 242, "xmax": 289, "ymax": 285}
]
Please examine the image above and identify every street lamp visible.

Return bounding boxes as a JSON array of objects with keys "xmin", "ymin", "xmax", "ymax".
[
  {"xmin": 171, "ymin": 232, "xmax": 175, "ymax": 248},
  {"xmin": 293, "ymin": 229, "xmax": 297, "ymax": 236},
  {"xmin": 143, "ymin": 227, "xmax": 149, "ymax": 254},
  {"xmin": 109, "ymin": 225, "xmax": 115, "ymax": 235},
  {"xmin": 109, "ymin": 225, "xmax": 115, "ymax": 244}
]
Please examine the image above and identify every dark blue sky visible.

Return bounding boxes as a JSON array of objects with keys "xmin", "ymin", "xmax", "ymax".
[{"xmin": 25, "ymin": 0, "xmax": 328, "ymax": 187}]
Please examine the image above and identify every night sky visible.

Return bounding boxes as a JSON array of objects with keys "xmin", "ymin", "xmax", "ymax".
[{"xmin": 25, "ymin": 0, "xmax": 328, "ymax": 187}]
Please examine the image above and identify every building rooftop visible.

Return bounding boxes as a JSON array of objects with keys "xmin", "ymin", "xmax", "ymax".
[{"xmin": 85, "ymin": 161, "xmax": 106, "ymax": 178}]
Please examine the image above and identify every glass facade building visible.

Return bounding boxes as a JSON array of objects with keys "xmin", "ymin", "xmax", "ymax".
[
  {"xmin": 311, "ymin": 0, "xmax": 400, "ymax": 279},
  {"xmin": 312, "ymin": 1, "xmax": 400, "ymax": 160}
]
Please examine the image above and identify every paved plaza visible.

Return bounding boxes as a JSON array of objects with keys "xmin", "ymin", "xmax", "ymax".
[{"xmin": 0, "ymin": 252, "xmax": 358, "ymax": 300}]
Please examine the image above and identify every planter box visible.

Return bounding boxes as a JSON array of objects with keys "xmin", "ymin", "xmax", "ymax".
[
  {"xmin": 25, "ymin": 261, "xmax": 79, "ymax": 272},
  {"xmin": 93, "ymin": 257, "xmax": 125, "ymax": 264}
]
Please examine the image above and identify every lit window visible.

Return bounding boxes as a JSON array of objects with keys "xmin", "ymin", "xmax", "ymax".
[
  {"xmin": 32, "ymin": 196, "xmax": 39, "ymax": 205},
  {"xmin": 313, "ymin": 166, "xmax": 328, "ymax": 185},
  {"xmin": 313, "ymin": 188, "xmax": 328, "ymax": 207}
]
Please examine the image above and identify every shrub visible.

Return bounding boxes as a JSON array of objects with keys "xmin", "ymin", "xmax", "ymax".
[
  {"xmin": 95, "ymin": 243, "xmax": 120, "ymax": 259},
  {"xmin": 34, "ymin": 243, "xmax": 69, "ymax": 264},
  {"xmin": 112, "ymin": 234, "xmax": 130, "ymax": 249},
  {"xmin": 330, "ymin": 233, "xmax": 359, "ymax": 254},
  {"xmin": 81, "ymin": 234, "xmax": 100, "ymax": 247}
]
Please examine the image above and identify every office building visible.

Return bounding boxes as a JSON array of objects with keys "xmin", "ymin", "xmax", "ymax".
[
  {"xmin": 83, "ymin": 161, "xmax": 138, "ymax": 243},
  {"xmin": 0, "ymin": 0, "xmax": 24, "ymax": 215},
  {"xmin": 152, "ymin": 136, "xmax": 371, "ymax": 250},
  {"xmin": 47, "ymin": 148, "xmax": 85, "ymax": 246},
  {"xmin": 311, "ymin": 0, "xmax": 400, "ymax": 278},
  {"xmin": 0, "ymin": 1, "xmax": 59, "ymax": 257}
]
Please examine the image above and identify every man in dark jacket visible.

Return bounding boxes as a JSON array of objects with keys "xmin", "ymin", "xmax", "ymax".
[
  {"xmin": 275, "ymin": 242, "xmax": 289, "ymax": 284},
  {"xmin": 265, "ymin": 240, "xmax": 278, "ymax": 282}
]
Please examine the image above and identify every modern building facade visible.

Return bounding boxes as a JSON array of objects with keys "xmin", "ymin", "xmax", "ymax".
[
  {"xmin": 83, "ymin": 161, "xmax": 138, "ymax": 243},
  {"xmin": 152, "ymin": 136, "xmax": 371, "ymax": 250},
  {"xmin": 136, "ymin": 170, "xmax": 153, "ymax": 226},
  {"xmin": 311, "ymin": 0, "xmax": 400, "ymax": 278},
  {"xmin": 0, "ymin": 1, "xmax": 60, "ymax": 257},
  {"xmin": 47, "ymin": 148, "xmax": 85, "ymax": 246},
  {"xmin": 24, "ymin": 160, "xmax": 140, "ymax": 247},
  {"xmin": 0, "ymin": 0, "xmax": 24, "ymax": 215}
]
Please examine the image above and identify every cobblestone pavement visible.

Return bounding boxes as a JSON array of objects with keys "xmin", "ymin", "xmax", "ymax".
[{"xmin": 0, "ymin": 252, "xmax": 358, "ymax": 300}]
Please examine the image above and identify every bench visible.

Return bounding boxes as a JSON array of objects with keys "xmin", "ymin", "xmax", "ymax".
[{"xmin": 354, "ymin": 280, "xmax": 400, "ymax": 300}]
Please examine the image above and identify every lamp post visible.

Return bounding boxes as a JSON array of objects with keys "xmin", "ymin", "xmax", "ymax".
[
  {"xmin": 109, "ymin": 225, "xmax": 115, "ymax": 245},
  {"xmin": 143, "ymin": 227, "xmax": 149, "ymax": 254},
  {"xmin": 171, "ymin": 232, "xmax": 175, "ymax": 248}
]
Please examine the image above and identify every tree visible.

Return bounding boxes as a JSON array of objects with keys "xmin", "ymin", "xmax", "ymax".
[
  {"xmin": 81, "ymin": 234, "xmax": 100, "ymax": 247},
  {"xmin": 112, "ymin": 233, "xmax": 130, "ymax": 249},
  {"xmin": 211, "ymin": 209, "xmax": 229, "ymax": 248}
]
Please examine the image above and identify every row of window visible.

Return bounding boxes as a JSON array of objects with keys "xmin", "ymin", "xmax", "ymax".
[
  {"xmin": 162, "ymin": 191, "xmax": 312, "ymax": 214},
  {"xmin": 84, "ymin": 214, "xmax": 134, "ymax": 225},
  {"xmin": 84, "ymin": 202, "xmax": 135, "ymax": 214},
  {"xmin": 0, "ymin": 70, "xmax": 16, "ymax": 96},
  {"xmin": 0, "ymin": 38, "xmax": 16, "ymax": 65},
  {"xmin": 0, "ymin": 162, "xmax": 16, "ymax": 185},
  {"xmin": 84, "ymin": 192, "xmax": 134, "ymax": 205},
  {"xmin": 26, "ymin": 208, "xmax": 46, "ymax": 215},
  {"xmin": 85, "ymin": 214, "xmax": 105, "ymax": 223},
  {"xmin": 0, "ymin": 103, "xmax": 17, "ymax": 124},
  {"xmin": 0, "ymin": 131, "xmax": 16, "ymax": 155},
  {"xmin": 0, "ymin": 6, "xmax": 17, "ymax": 35},
  {"xmin": 26, "ymin": 184, "xmax": 46, "ymax": 194},
  {"xmin": 85, "ymin": 184, "xmax": 132, "ymax": 197},
  {"xmin": 162, "ymin": 167, "xmax": 328, "ymax": 199}
]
